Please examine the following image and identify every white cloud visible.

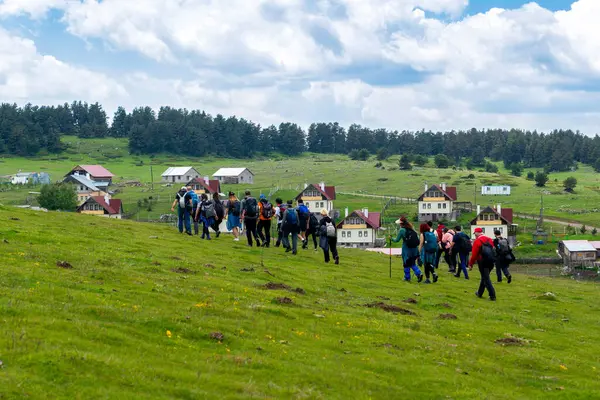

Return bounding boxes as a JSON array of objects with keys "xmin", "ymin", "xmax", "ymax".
[{"xmin": 2, "ymin": 0, "xmax": 600, "ymax": 134}]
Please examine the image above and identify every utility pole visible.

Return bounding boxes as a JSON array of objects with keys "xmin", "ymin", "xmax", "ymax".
[{"xmin": 150, "ymin": 165, "xmax": 154, "ymax": 191}]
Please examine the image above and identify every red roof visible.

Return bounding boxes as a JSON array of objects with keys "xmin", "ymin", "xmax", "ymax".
[
  {"xmin": 188, "ymin": 178, "xmax": 221, "ymax": 194},
  {"xmin": 500, "ymin": 208, "xmax": 513, "ymax": 224},
  {"xmin": 73, "ymin": 165, "xmax": 115, "ymax": 178},
  {"xmin": 418, "ymin": 184, "xmax": 457, "ymax": 201},
  {"xmin": 470, "ymin": 206, "xmax": 513, "ymax": 225},
  {"xmin": 78, "ymin": 196, "xmax": 122, "ymax": 215},
  {"xmin": 296, "ymin": 183, "xmax": 336, "ymax": 201},
  {"xmin": 336, "ymin": 210, "xmax": 381, "ymax": 230}
]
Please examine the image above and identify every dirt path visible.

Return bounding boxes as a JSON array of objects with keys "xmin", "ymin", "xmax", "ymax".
[{"xmin": 513, "ymin": 213, "xmax": 599, "ymax": 231}]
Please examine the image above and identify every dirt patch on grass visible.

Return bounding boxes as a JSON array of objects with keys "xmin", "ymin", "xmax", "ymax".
[
  {"xmin": 170, "ymin": 256, "xmax": 182, "ymax": 261},
  {"xmin": 376, "ymin": 296, "xmax": 391, "ymax": 300},
  {"xmin": 275, "ymin": 297, "xmax": 293, "ymax": 304},
  {"xmin": 171, "ymin": 267, "xmax": 196, "ymax": 274},
  {"xmin": 438, "ymin": 313, "xmax": 458, "ymax": 320},
  {"xmin": 404, "ymin": 298, "xmax": 418, "ymax": 304},
  {"xmin": 204, "ymin": 263, "xmax": 216, "ymax": 269},
  {"xmin": 495, "ymin": 337, "xmax": 526, "ymax": 346},
  {"xmin": 292, "ymin": 287, "xmax": 306, "ymax": 295},
  {"xmin": 151, "ymin": 261, "xmax": 161, "ymax": 266},
  {"xmin": 262, "ymin": 282, "xmax": 291, "ymax": 290},
  {"xmin": 56, "ymin": 261, "xmax": 73, "ymax": 269},
  {"xmin": 209, "ymin": 332, "xmax": 225, "ymax": 341},
  {"xmin": 439, "ymin": 303, "xmax": 453, "ymax": 309},
  {"xmin": 365, "ymin": 302, "xmax": 416, "ymax": 316},
  {"xmin": 240, "ymin": 267, "xmax": 255, "ymax": 272}
]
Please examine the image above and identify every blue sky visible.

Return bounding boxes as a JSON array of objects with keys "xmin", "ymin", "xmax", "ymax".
[{"xmin": 0, "ymin": 0, "xmax": 598, "ymax": 134}]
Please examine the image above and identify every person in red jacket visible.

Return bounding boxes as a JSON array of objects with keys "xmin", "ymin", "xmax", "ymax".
[{"xmin": 468, "ymin": 227, "xmax": 497, "ymax": 301}]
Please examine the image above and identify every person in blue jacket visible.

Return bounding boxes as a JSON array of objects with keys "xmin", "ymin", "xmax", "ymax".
[{"xmin": 391, "ymin": 217, "xmax": 424, "ymax": 283}]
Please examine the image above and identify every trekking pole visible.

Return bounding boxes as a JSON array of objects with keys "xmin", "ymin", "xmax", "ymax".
[{"xmin": 389, "ymin": 236, "xmax": 392, "ymax": 279}]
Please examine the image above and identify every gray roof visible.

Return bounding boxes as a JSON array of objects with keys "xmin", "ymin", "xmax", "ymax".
[
  {"xmin": 213, "ymin": 168, "xmax": 253, "ymax": 177},
  {"xmin": 562, "ymin": 240, "xmax": 596, "ymax": 252},
  {"xmin": 64, "ymin": 174, "xmax": 100, "ymax": 191}
]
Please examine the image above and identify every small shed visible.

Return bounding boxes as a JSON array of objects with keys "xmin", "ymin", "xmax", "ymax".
[
  {"xmin": 589, "ymin": 241, "xmax": 600, "ymax": 260},
  {"xmin": 11, "ymin": 172, "xmax": 34, "ymax": 185},
  {"xmin": 558, "ymin": 240, "xmax": 597, "ymax": 266},
  {"xmin": 213, "ymin": 168, "xmax": 254, "ymax": 185},
  {"xmin": 481, "ymin": 185, "xmax": 511, "ymax": 196}
]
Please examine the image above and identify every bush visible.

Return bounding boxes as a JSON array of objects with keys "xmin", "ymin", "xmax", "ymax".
[
  {"xmin": 38, "ymin": 183, "xmax": 78, "ymax": 211},
  {"xmin": 399, "ymin": 154, "xmax": 412, "ymax": 170},
  {"xmin": 485, "ymin": 162, "xmax": 499, "ymax": 173},
  {"xmin": 374, "ymin": 162, "xmax": 383, "ymax": 168},
  {"xmin": 358, "ymin": 148, "xmax": 370, "ymax": 161},
  {"xmin": 348, "ymin": 149, "xmax": 360, "ymax": 160},
  {"xmin": 376, "ymin": 148, "xmax": 389, "ymax": 161},
  {"xmin": 434, "ymin": 154, "xmax": 450, "ymax": 169},
  {"xmin": 563, "ymin": 177, "xmax": 577, "ymax": 193},
  {"xmin": 535, "ymin": 171, "xmax": 549, "ymax": 187},
  {"xmin": 414, "ymin": 155, "xmax": 428, "ymax": 167},
  {"xmin": 526, "ymin": 171, "xmax": 535, "ymax": 180},
  {"xmin": 467, "ymin": 173, "xmax": 475, "ymax": 179},
  {"xmin": 510, "ymin": 163, "xmax": 523, "ymax": 177},
  {"xmin": 592, "ymin": 228, "xmax": 598, "ymax": 236},
  {"xmin": 580, "ymin": 225, "xmax": 587, "ymax": 235}
]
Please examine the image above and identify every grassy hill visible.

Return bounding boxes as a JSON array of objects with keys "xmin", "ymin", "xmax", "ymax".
[{"xmin": 1, "ymin": 206, "xmax": 599, "ymax": 399}]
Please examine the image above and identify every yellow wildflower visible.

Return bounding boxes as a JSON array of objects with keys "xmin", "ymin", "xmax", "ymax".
[
  {"xmin": 166, "ymin": 330, "xmax": 172, "ymax": 338},
  {"xmin": 559, "ymin": 364, "xmax": 568, "ymax": 371}
]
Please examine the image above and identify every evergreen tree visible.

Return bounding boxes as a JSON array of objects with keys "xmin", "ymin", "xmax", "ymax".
[
  {"xmin": 535, "ymin": 171, "xmax": 549, "ymax": 187},
  {"xmin": 510, "ymin": 163, "xmax": 523, "ymax": 177},
  {"xmin": 434, "ymin": 154, "xmax": 450, "ymax": 169},
  {"xmin": 38, "ymin": 183, "xmax": 78, "ymax": 211},
  {"xmin": 563, "ymin": 177, "xmax": 577, "ymax": 192},
  {"xmin": 399, "ymin": 154, "xmax": 412, "ymax": 170}
]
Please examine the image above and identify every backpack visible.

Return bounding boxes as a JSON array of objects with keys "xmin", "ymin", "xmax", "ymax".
[
  {"xmin": 278, "ymin": 205, "xmax": 287, "ymax": 221},
  {"xmin": 461, "ymin": 232, "xmax": 473, "ymax": 253},
  {"xmin": 189, "ymin": 191, "xmax": 199, "ymax": 208},
  {"xmin": 261, "ymin": 202, "xmax": 273, "ymax": 219},
  {"xmin": 424, "ymin": 231, "xmax": 438, "ymax": 253},
  {"xmin": 285, "ymin": 209, "xmax": 298, "ymax": 226},
  {"xmin": 297, "ymin": 205, "xmax": 309, "ymax": 219},
  {"xmin": 404, "ymin": 228, "xmax": 420, "ymax": 248},
  {"xmin": 231, "ymin": 200, "xmax": 241, "ymax": 217},
  {"xmin": 203, "ymin": 201, "xmax": 216, "ymax": 218},
  {"xmin": 177, "ymin": 191, "xmax": 188, "ymax": 209},
  {"xmin": 326, "ymin": 221, "xmax": 336, "ymax": 238},
  {"xmin": 481, "ymin": 242, "xmax": 497, "ymax": 264},
  {"xmin": 214, "ymin": 201, "xmax": 225, "ymax": 219},
  {"xmin": 497, "ymin": 238, "xmax": 511, "ymax": 256},
  {"xmin": 309, "ymin": 214, "xmax": 319, "ymax": 231},
  {"xmin": 244, "ymin": 197, "xmax": 259, "ymax": 218}
]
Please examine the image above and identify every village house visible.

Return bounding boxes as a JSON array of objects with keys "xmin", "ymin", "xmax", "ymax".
[
  {"xmin": 187, "ymin": 176, "xmax": 221, "ymax": 196},
  {"xmin": 336, "ymin": 208, "xmax": 381, "ymax": 248},
  {"xmin": 10, "ymin": 172, "xmax": 49, "ymax": 185},
  {"xmin": 558, "ymin": 240, "xmax": 598, "ymax": 267},
  {"xmin": 65, "ymin": 165, "xmax": 114, "ymax": 185},
  {"xmin": 63, "ymin": 165, "xmax": 115, "ymax": 204},
  {"xmin": 295, "ymin": 183, "xmax": 336, "ymax": 212},
  {"xmin": 11, "ymin": 172, "xmax": 33, "ymax": 185},
  {"xmin": 470, "ymin": 204, "xmax": 517, "ymax": 245},
  {"xmin": 481, "ymin": 185, "xmax": 511, "ymax": 196},
  {"xmin": 161, "ymin": 167, "xmax": 200, "ymax": 184},
  {"xmin": 77, "ymin": 195, "xmax": 123, "ymax": 219},
  {"xmin": 213, "ymin": 168, "xmax": 254, "ymax": 185},
  {"xmin": 417, "ymin": 183, "xmax": 457, "ymax": 222}
]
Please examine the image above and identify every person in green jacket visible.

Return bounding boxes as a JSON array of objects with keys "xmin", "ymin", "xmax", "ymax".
[{"xmin": 390, "ymin": 217, "xmax": 424, "ymax": 283}]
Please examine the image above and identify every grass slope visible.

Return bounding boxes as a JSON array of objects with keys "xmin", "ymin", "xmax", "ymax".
[{"xmin": 1, "ymin": 207, "xmax": 600, "ymax": 399}]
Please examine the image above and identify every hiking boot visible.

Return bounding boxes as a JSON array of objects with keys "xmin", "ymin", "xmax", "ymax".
[
  {"xmin": 417, "ymin": 274, "xmax": 424, "ymax": 283},
  {"xmin": 206, "ymin": 237, "xmax": 211, "ymax": 240},
  {"xmin": 403, "ymin": 278, "xmax": 411, "ymax": 282},
  {"xmin": 216, "ymin": 231, "xmax": 221, "ymax": 238},
  {"xmin": 507, "ymin": 275, "xmax": 512, "ymax": 284},
  {"xmin": 475, "ymin": 292, "xmax": 483, "ymax": 299},
  {"xmin": 424, "ymin": 279, "xmax": 432, "ymax": 284},
  {"xmin": 433, "ymin": 274, "xmax": 439, "ymax": 283},
  {"xmin": 497, "ymin": 279, "xmax": 502, "ymax": 283},
  {"xmin": 285, "ymin": 247, "xmax": 291, "ymax": 253},
  {"xmin": 292, "ymin": 250, "xmax": 297, "ymax": 255},
  {"xmin": 490, "ymin": 297, "xmax": 497, "ymax": 301},
  {"xmin": 335, "ymin": 257, "xmax": 339, "ymax": 265},
  {"xmin": 186, "ymin": 231, "xmax": 192, "ymax": 236},
  {"xmin": 453, "ymin": 273, "xmax": 460, "ymax": 278}
]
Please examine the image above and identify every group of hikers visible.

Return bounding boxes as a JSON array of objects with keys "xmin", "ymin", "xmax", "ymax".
[
  {"xmin": 171, "ymin": 186, "xmax": 516, "ymax": 297},
  {"xmin": 390, "ymin": 217, "xmax": 516, "ymax": 300},
  {"xmin": 171, "ymin": 187, "xmax": 340, "ymax": 264}
]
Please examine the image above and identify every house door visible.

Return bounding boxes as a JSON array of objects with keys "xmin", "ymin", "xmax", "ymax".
[{"xmin": 172, "ymin": 176, "xmax": 175, "ymax": 183}]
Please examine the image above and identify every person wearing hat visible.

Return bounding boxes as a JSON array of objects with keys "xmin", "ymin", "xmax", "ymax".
[
  {"xmin": 390, "ymin": 217, "xmax": 424, "ymax": 283},
  {"xmin": 469, "ymin": 227, "xmax": 497, "ymax": 301},
  {"xmin": 171, "ymin": 186, "xmax": 192, "ymax": 236},
  {"xmin": 226, "ymin": 191, "xmax": 242, "ymax": 241},
  {"xmin": 318, "ymin": 209, "xmax": 339, "ymax": 264}
]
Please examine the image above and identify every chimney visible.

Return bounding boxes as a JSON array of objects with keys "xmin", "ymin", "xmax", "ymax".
[
  {"xmin": 497, "ymin": 204, "xmax": 502, "ymax": 216},
  {"xmin": 477, "ymin": 205, "xmax": 481, "ymax": 216},
  {"xmin": 441, "ymin": 182, "xmax": 446, "ymax": 191},
  {"xmin": 304, "ymin": 183, "xmax": 308, "ymax": 189},
  {"xmin": 345, "ymin": 208, "xmax": 349, "ymax": 218},
  {"xmin": 204, "ymin": 176, "xmax": 209, "ymax": 184},
  {"xmin": 320, "ymin": 182, "xmax": 325, "ymax": 191},
  {"xmin": 363, "ymin": 208, "xmax": 369, "ymax": 219},
  {"xmin": 424, "ymin": 183, "xmax": 428, "ymax": 192},
  {"xmin": 104, "ymin": 194, "xmax": 110, "ymax": 206}
]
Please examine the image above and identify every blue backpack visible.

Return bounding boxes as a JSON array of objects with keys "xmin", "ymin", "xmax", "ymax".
[
  {"xmin": 286, "ymin": 209, "xmax": 298, "ymax": 226},
  {"xmin": 189, "ymin": 190, "xmax": 199, "ymax": 208},
  {"xmin": 424, "ymin": 231, "xmax": 438, "ymax": 253},
  {"xmin": 297, "ymin": 205, "xmax": 309, "ymax": 219}
]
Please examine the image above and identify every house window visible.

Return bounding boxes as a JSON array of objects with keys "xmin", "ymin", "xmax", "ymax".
[
  {"xmin": 422, "ymin": 204, "xmax": 426, "ymax": 210},
  {"xmin": 483, "ymin": 214, "xmax": 489, "ymax": 221},
  {"xmin": 438, "ymin": 203, "xmax": 441, "ymax": 209},
  {"xmin": 499, "ymin": 227, "xmax": 503, "ymax": 234},
  {"xmin": 320, "ymin": 202, "xmax": 324, "ymax": 208},
  {"xmin": 359, "ymin": 231, "xmax": 363, "ymax": 238},
  {"xmin": 241, "ymin": 176, "xmax": 244, "ymax": 181},
  {"xmin": 494, "ymin": 214, "xmax": 499, "ymax": 220},
  {"xmin": 427, "ymin": 203, "xmax": 431, "ymax": 209},
  {"xmin": 364, "ymin": 231, "xmax": 368, "ymax": 237},
  {"xmin": 342, "ymin": 231, "xmax": 346, "ymax": 238},
  {"xmin": 186, "ymin": 176, "xmax": 190, "ymax": 181},
  {"xmin": 482, "ymin": 228, "xmax": 486, "ymax": 234},
  {"xmin": 503, "ymin": 187, "xmax": 507, "ymax": 192}
]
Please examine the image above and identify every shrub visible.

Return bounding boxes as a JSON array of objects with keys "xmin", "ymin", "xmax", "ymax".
[
  {"xmin": 563, "ymin": 177, "xmax": 577, "ymax": 193},
  {"xmin": 38, "ymin": 183, "xmax": 78, "ymax": 211},
  {"xmin": 399, "ymin": 155, "xmax": 412, "ymax": 170},
  {"xmin": 485, "ymin": 162, "xmax": 499, "ymax": 173},
  {"xmin": 526, "ymin": 171, "xmax": 535, "ymax": 180},
  {"xmin": 376, "ymin": 148, "xmax": 389, "ymax": 161},
  {"xmin": 535, "ymin": 171, "xmax": 549, "ymax": 187},
  {"xmin": 434, "ymin": 154, "xmax": 450, "ymax": 169},
  {"xmin": 414, "ymin": 155, "xmax": 428, "ymax": 167},
  {"xmin": 510, "ymin": 163, "xmax": 523, "ymax": 177}
]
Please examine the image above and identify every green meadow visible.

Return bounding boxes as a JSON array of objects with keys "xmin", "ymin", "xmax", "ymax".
[{"xmin": 1, "ymin": 206, "xmax": 600, "ymax": 399}]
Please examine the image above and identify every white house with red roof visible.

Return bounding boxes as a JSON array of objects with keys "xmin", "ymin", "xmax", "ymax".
[
  {"xmin": 296, "ymin": 182, "xmax": 336, "ymax": 212},
  {"xmin": 77, "ymin": 195, "xmax": 123, "ymax": 219},
  {"xmin": 417, "ymin": 183, "xmax": 457, "ymax": 222},
  {"xmin": 336, "ymin": 208, "xmax": 381, "ymax": 248},
  {"xmin": 65, "ymin": 165, "xmax": 115, "ymax": 184},
  {"xmin": 470, "ymin": 204, "xmax": 517, "ymax": 245},
  {"xmin": 187, "ymin": 176, "xmax": 222, "ymax": 196}
]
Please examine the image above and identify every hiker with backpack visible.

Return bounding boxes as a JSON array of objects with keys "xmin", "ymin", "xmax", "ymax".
[
  {"xmin": 390, "ymin": 217, "xmax": 424, "ymax": 283},
  {"xmin": 274, "ymin": 198, "xmax": 286, "ymax": 248},
  {"xmin": 319, "ymin": 209, "xmax": 339, "ymax": 264},
  {"xmin": 419, "ymin": 223, "xmax": 439, "ymax": 283},
  {"xmin": 211, "ymin": 192, "xmax": 225, "ymax": 238},
  {"xmin": 241, "ymin": 190, "xmax": 261, "ymax": 247},
  {"xmin": 226, "ymin": 191, "xmax": 242, "ymax": 242},
  {"xmin": 195, "ymin": 193, "xmax": 216, "ymax": 240},
  {"xmin": 469, "ymin": 227, "xmax": 497, "ymax": 301},
  {"xmin": 281, "ymin": 200, "xmax": 300, "ymax": 255},
  {"xmin": 304, "ymin": 212, "xmax": 319, "ymax": 251},
  {"xmin": 257, "ymin": 194, "xmax": 274, "ymax": 247},
  {"xmin": 494, "ymin": 230, "xmax": 515, "ymax": 283},
  {"xmin": 433, "ymin": 222, "xmax": 445, "ymax": 269},
  {"xmin": 171, "ymin": 186, "xmax": 193, "ymax": 236},
  {"xmin": 296, "ymin": 199, "xmax": 310, "ymax": 244},
  {"xmin": 452, "ymin": 226, "xmax": 471, "ymax": 280},
  {"xmin": 187, "ymin": 186, "xmax": 200, "ymax": 235},
  {"xmin": 442, "ymin": 227, "xmax": 457, "ymax": 273}
]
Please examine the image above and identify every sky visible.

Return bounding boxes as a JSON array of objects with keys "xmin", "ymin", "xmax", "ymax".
[{"xmin": 0, "ymin": 0, "xmax": 599, "ymax": 135}]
